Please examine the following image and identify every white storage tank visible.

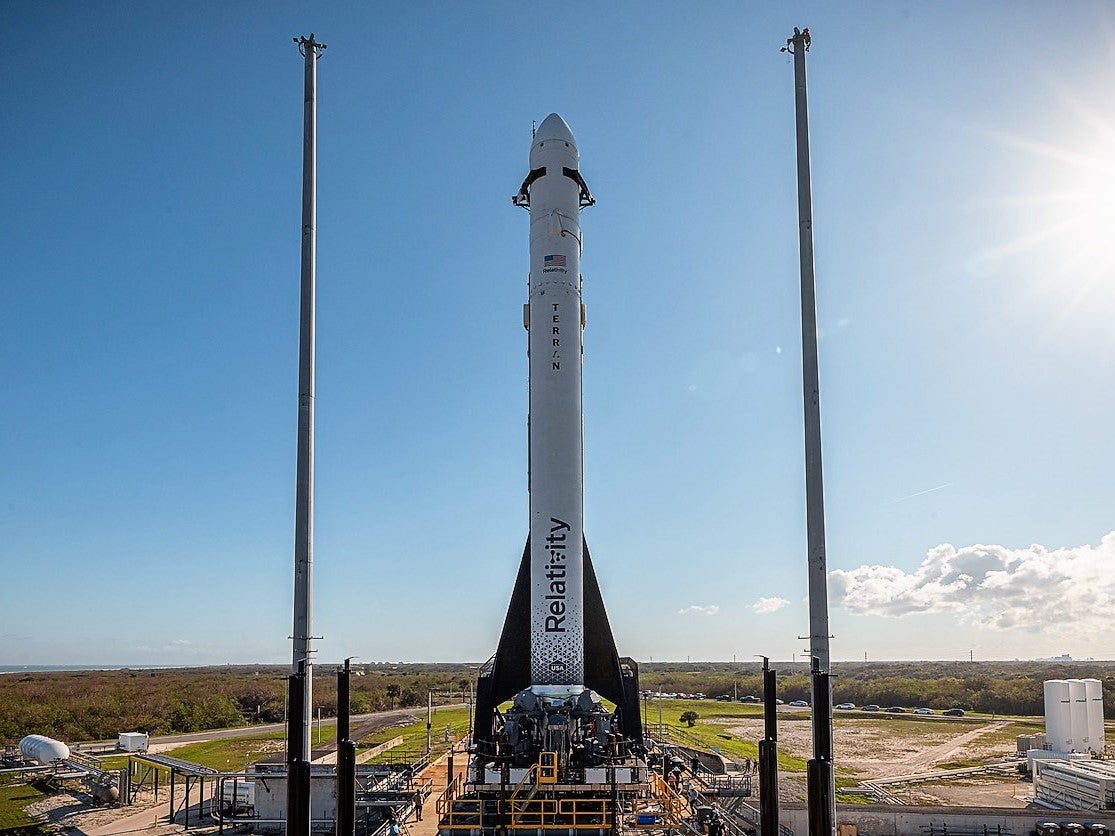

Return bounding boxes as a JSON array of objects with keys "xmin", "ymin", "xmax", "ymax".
[
  {"xmin": 1069, "ymin": 679, "xmax": 1089, "ymax": 750},
  {"xmin": 20, "ymin": 734, "xmax": 70, "ymax": 764},
  {"xmin": 1045, "ymin": 679, "xmax": 1072, "ymax": 752},
  {"xmin": 1084, "ymin": 678, "xmax": 1105, "ymax": 753}
]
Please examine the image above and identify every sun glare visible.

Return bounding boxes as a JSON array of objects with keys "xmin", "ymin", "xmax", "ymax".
[{"xmin": 970, "ymin": 86, "xmax": 1115, "ymax": 337}]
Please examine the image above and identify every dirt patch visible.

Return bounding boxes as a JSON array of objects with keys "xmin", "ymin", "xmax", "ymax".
[
  {"xmin": 913, "ymin": 777, "xmax": 1030, "ymax": 808},
  {"xmin": 718, "ymin": 715, "xmax": 1030, "ymax": 807},
  {"xmin": 719, "ymin": 717, "xmax": 1015, "ymax": 779},
  {"xmin": 24, "ymin": 785, "xmax": 209, "ymax": 836}
]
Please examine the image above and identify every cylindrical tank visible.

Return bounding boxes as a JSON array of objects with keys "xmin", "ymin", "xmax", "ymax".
[
  {"xmin": 90, "ymin": 782, "xmax": 119, "ymax": 804},
  {"xmin": 1045, "ymin": 680, "xmax": 1072, "ymax": 753},
  {"xmin": 1069, "ymin": 679, "xmax": 1089, "ymax": 751},
  {"xmin": 19, "ymin": 734, "xmax": 70, "ymax": 764},
  {"xmin": 1083, "ymin": 678, "xmax": 1104, "ymax": 753}
]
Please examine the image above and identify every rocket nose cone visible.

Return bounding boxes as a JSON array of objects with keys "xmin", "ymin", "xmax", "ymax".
[{"xmin": 535, "ymin": 113, "xmax": 575, "ymax": 146}]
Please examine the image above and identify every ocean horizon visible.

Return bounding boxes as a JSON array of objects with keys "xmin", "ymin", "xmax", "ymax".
[{"xmin": 0, "ymin": 664, "xmax": 184, "ymax": 674}]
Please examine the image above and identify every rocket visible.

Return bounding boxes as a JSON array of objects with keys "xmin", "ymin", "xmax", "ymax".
[
  {"xmin": 517, "ymin": 113, "xmax": 594, "ymax": 694},
  {"xmin": 472, "ymin": 114, "xmax": 643, "ymax": 749}
]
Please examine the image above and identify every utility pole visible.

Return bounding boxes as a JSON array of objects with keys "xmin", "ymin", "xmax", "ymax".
[
  {"xmin": 758, "ymin": 657, "xmax": 779, "ymax": 836},
  {"xmin": 337, "ymin": 659, "xmax": 356, "ymax": 836},
  {"xmin": 782, "ymin": 26, "xmax": 835, "ymax": 836},
  {"xmin": 288, "ymin": 32, "xmax": 326, "ymax": 836}
]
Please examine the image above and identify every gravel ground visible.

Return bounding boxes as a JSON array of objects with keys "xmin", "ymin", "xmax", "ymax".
[{"xmin": 719, "ymin": 715, "xmax": 1031, "ymax": 806}]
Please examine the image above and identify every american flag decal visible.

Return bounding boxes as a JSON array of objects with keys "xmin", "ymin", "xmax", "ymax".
[{"xmin": 544, "ymin": 254, "xmax": 567, "ymax": 267}]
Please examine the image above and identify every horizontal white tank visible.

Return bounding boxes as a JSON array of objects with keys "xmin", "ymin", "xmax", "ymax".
[{"xmin": 20, "ymin": 734, "xmax": 70, "ymax": 764}]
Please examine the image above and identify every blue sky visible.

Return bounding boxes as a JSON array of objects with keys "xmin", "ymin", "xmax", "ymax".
[{"xmin": 3, "ymin": 2, "xmax": 1114, "ymax": 667}]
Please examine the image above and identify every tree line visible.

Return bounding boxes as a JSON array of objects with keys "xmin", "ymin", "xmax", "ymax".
[
  {"xmin": 2, "ymin": 660, "xmax": 1110, "ymax": 746},
  {"xmin": 639, "ymin": 660, "xmax": 1115, "ymax": 715},
  {"xmin": 0, "ymin": 664, "xmax": 472, "ymax": 746}
]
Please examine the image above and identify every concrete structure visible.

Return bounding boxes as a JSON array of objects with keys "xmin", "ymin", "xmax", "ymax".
[
  {"xmin": 779, "ymin": 802, "xmax": 1115, "ymax": 836},
  {"xmin": 248, "ymin": 762, "xmax": 418, "ymax": 833},
  {"xmin": 250, "ymin": 767, "xmax": 337, "ymax": 833},
  {"xmin": 1019, "ymin": 732, "xmax": 1049, "ymax": 754}
]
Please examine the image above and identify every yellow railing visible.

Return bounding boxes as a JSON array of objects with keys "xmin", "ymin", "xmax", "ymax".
[
  {"xmin": 440, "ymin": 791, "xmax": 612, "ymax": 830},
  {"xmin": 438, "ymin": 753, "xmax": 624, "ymax": 831},
  {"xmin": 538, "ymin": 751, "xmax": 558, "ymax": 784},
  {"xmin": 435, "ymin": 772, "xmax": 464, "ymax": 817},
  {"xmin": 437, "ymin": 774, "xmax": 491, "ymax": 832},
  {"xmin": 649, "ymin": 772, "xmax": 684, "ymax": 822},
  {"xmin": 507, "ymin": 796, "xmax": 612, "ymax": 829}
]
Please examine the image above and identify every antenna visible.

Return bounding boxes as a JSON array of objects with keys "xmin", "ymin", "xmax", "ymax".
[{"xmin": 294, "ymin": 33, "xmax": 327, "ymax": 57}]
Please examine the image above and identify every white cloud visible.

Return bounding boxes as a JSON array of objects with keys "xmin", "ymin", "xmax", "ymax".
[
  {"xmin": 169, "ymin": 639, "xmax": 192, "ymax": 647},
  {"xmin": 752, "ymin": 597, "xmax": 790, "ymax": 614},
  {"xmin": 678, "ymin": 604, "xmax": 720, "ymax": 616},
  {"xmin": 831, "ymin": 531, "xmax": 1115, "ymax": 632}
]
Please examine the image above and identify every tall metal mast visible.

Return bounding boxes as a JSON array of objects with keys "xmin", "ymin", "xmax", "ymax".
[
  {"xmin": 782, "ymin": 26, "xmax": 835, "ymax": 836},
  {"xmin": 288, "ymin": 32, "xmax": 325, "ymax": 836}
]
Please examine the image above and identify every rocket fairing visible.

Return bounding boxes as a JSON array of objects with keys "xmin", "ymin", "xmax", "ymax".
[{"xmin": 515, "ymin": 113, "xmax": 594, "ymax": 694}]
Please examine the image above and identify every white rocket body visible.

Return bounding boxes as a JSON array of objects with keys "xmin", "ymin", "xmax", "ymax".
[{"xmin": 522, "ymin": 114, "xmax": 588, "ymax": 695}]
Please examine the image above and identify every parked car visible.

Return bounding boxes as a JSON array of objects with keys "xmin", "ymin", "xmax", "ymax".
[
  {"xmin": 716, "ymin": 695, "xmax": 733, "ymax": 702},
  {"xmin": 834, "ymin": 702, "xmax": 856, "ymax": 710},
  {"xmin": 739, "ymin": 695, "xmax": 761, "ymax": 704},
  {"xmin": 860, "ymin": 704, "xmax": 881, "ymax": 712},
  {"xmin": 913, "ymin": 708, "xmax": 934, "ymax": 715},
  {"xmin": 943, "ymin": 708, "xmax": 966, "ymax": 717},
  {"xmin": 885, "ymin": 706, "xmax": 906, "ymax": 713},
  {"xmin": 788, "ymin": 700, "xmax": 809, "ymax": 707}
]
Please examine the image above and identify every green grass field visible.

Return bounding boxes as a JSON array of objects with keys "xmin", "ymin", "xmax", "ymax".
[
  {"xmin": 162, "ymin": 730, "xmax": 286, "ymax": 771},
  {"xmin": 357, "ymin": 707, "xmax": 471, "ymax": 762},
  {"xmin": 0, "ymin": 782, "xmax": 49, "ymax": 835},
  {"xmin": 135, "ymin": 698, "xmax": 1030, "ymax": 780},
  {"xmin": 646, "ymin": 700, "xmax": 809, "ymax": 771},
  {"xmin": 148, "ymin": 706, "xmax": 472, "ymax": 770}
]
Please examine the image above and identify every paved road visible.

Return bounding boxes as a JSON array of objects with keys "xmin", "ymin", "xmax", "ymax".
[{"xmin": 76, "ymin": 705, "xmax": 464, "ymax": 753}]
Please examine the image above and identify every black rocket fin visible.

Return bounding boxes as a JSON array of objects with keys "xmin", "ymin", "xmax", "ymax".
[
  {"xmin": 474, "ymin": 536, "xmax": 643, "ymax": 751},
  {"xmin": 473, "ymin": 538, "xmax": 532, "ymax": 752},
  {"xmin": 583, "ymin": 539, "xmax": 644, "ymax": 747}
]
